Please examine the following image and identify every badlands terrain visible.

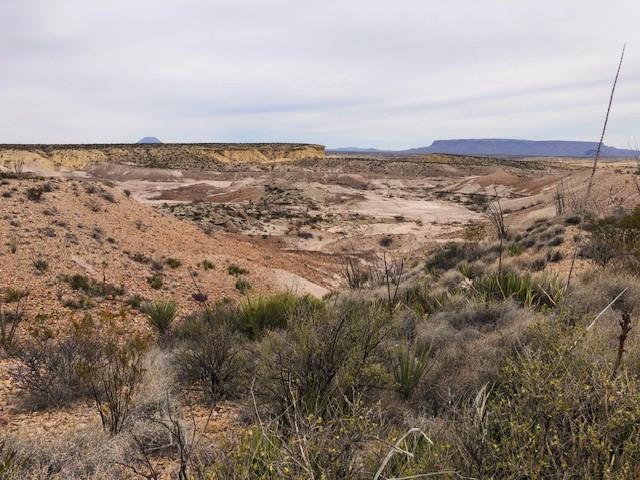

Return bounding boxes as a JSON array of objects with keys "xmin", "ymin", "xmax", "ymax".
[{"xmin": 1, "ymin": 143, "xmax": 640, "ymax": 477}]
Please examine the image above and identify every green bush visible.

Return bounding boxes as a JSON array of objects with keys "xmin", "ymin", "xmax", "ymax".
[
  {"xmin": 210, "ymin": 401, "xmax": 378, "ymax": 479},
  {"xmin": 147, "ymin": 275, "xmax": 163, "ymax": 290},
  {"xmin": 235, "ymin": 277, "xmax": 252, "ymax": 294},
  {"xmin": 174, "ymin": 302, "xmax": 247, "ymax": 402},
  {"xmin": 9, "ymin": 331, "xmax": 91, "ymax": 408},
  {"xmin": 228, "ymin": 264, "xmax": 248, "ymax": 276},
  {"xmin": 4, "ymin": 287, "xmax": 28, "ymax": 303},
  {"xmin": 236, "ymin": 292, "xmax": 314, "ymax": 340},
  {"xmin": 392, "ymin": 341, "xmax": 431, "ymax": 400},
  {"xmin": 33, "ymin": 258, "xmax": 48, "ymax": 273},
  {"xmin": 64, "ymin": 274, "xmax": 125, "ymax": 298},
  {"xmin": 66, "ymin": 274, "xmax": 91, "ymax": 291},
  {"xmin": 483, "ymin": 323, "xmax": 640, "ymax": 478},
  {"xmin": 255, "ymin": 297, "xmax": 391, "ymax": 416},
  {"xmin": 473, "ymin": 270, "xmax": 563, "ymax": 308},
  {"xmin": 582, "ymin": 207, "xmax": 640, "ymax": 271},
  {"xmin": 507, "ymin": 242, "xmax": 524, "ymax": 256},
  {"xmin": 165, "ymin": 257, "xmax": 181, "ymax": 269},
  {"xmin": 201, "ymin": 259, "xmax": 214, "ymax": 270},
  {"xmin": 141, "ymin": 299, "xmax": 177, "ymax": 335},
  {"xmin": 125, "ymin": 294, "xmax": 144, "ymax": 309},
  {"xmin": 426, "ymin": 242, "xmax": 481, "ymax": 272}
]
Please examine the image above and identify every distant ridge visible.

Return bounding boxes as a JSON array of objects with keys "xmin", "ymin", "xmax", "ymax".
[
  {"xmin": 137, "ymin": 136, "xmax": 162, "ymax": 144},
  {"xmin": 329, "ymin": 139, "xmax": 636, "ymax": 157}
]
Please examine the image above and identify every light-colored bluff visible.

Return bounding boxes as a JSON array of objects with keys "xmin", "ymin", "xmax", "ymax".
[{"xmin": 0, "ymin": 143, "xmax": 325, "ymax": 170}]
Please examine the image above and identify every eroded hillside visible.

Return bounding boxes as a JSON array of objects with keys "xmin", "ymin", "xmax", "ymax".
[{"xmin": 0, "ymin": 143, "xmax": 325, "ymax": 171}]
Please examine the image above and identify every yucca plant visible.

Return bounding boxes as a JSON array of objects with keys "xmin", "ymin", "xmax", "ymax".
[
  {"xmin": 236, "ymin": 292, "xmax": 299, "ymax": 340},
  {"xmin": 141, "ymin": 299, "xmax": 177, "ymax": 335},
  {"xmin": 393, "ymin": 341, "xmax": 431, "ymax": 400},
  {"xmin": 473, "ymin": 270, "xmax": 563, "ymax": 309}
]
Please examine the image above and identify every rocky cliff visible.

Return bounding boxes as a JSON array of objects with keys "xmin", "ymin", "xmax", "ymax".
[{"xmin": 0, "ymin": 143, "xmax": 325, "ymax": 171}]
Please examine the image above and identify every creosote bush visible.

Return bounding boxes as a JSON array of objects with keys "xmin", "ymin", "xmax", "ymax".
[
  {"xmin": 174, "ymin": 302, "xmax": 248, "ymax": 402},
  {"xmin": 255, "ymin": 296, "xmax": 392, "ymax": 417}
]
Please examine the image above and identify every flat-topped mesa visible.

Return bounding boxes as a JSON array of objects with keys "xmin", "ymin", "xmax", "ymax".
[{"xmin": 0, "ymin": 143, "xmax": 325, "ymax": 170}]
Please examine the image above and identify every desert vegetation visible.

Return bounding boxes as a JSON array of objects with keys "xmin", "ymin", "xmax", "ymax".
[{"xmin": 3, "ymin": 156, "xmax": 640, "ymax": 478}]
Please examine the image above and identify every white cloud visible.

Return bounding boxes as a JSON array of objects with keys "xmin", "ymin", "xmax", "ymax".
[{"xmin": 0, "ymin": 0, "xmax": 638, "ymax": 148}]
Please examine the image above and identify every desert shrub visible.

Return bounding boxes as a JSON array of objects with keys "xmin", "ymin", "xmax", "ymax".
[
  {"xmin": 482, "ymin": 323, "xmax": 640, "ymax": 478},
  {"xmin": 462, "ymin": 220, "xmax": 486, "ymax": 242},
  {"xmin": 236, "ymin": 292, "xmax": 320, "ymax": 340},
  {"xmin": 581, "ymin": 207, "xmax": 640, "ymax": 270},
  {"xmin": 507, "ymin": 242, "xmax": 523, "ymax": 256},
  {"xmin": 570, "ymin": 271, "xmax": 640, "ymax": 318},
  {"xmin": 255, "ymin": 296, "xmax": 392, "ymax": 417},
  {"xmin": 150, "ymin": 259, "xmax": 164, "ymax": 271},
  {"xmin": 64, "ymin": 274, "xmax": 125, "ymax": 298},
  {"xmin": 165, "ymin": 257, "xmax": 181, "ymax": 268},
  {"xmin": 472, "ymin": 270, "xmax": 563, "ymax": 308},
  {"xmin": 33, "ymin": 257, "xmax": 48, "ymax": 273},
  {"xmin": 141, "ymin": 299, "xmax": 177, "ymax": 336},
  {"xmin": 235, "ymin": 277, "xmax": 252, "ymax": 294},
  {"xmin": 0, "ymin": 298, "xmax": 27, "ymax": 352},
  {"xmin": 130, "ymin": 252, "xmax": 151, "ymax": 264},
  {"xmin": 25, "ymin": 186, "xmax": 44, "ymax": 201},
  {"xmin": 9, "ymin": 320, "xmax": 98, "ymax": 407},
  {"xmin": 3, "ymin": 287, "xmax": 28, "ymax": 304},
  {"xmin": 201, "ymin": 259, "xmax": 214, "ymax": 270},
  {"xmin": 77, "ymin": 314, "xmax": 149, "ymax": 435},
  {"xmin": 564, "ymin": 214, "xmax": 582, "ymax": 225},
  {"xmin": 100, "ymin": 190, "xmax": 116, "ymax": 203},
  {"xmin": 401, "ymin": 281, "xmax": 457, "ymax": 315},
  {"xmin": 385, "ymin": 321, "xmax": 640, "ymax": 478},
  {"xmin": 438, "ymin": 269, "xmax": 465, "ymax": 289},
  {"xmin": 0, "ymin": 427, "xmax": 130, "ymax": 479},
  {"xmin": 173, "ymin": 303, "xmax": 248, "ymax": 402},
  {"xmin": 125, "ymin": 294, "xmax": 144, "ymax": 309},
  {"xmin": 519, "ymin": 236, "xmax": 536, "ymax": 249},
  {"xmin": 456, "ymin": 260, "xmax": 486, "ymax": 280},
  {"xmin": 391, "ymin": 341, "xmax": 431, "ymax": 400},
  {"xmin": 66, "ymin": 273, "xmax": 91, "ymax": 291},
  {"xmin": 379, "ymin": 235, "xmax": 393, "ymax": 247},
  {"xmin": 546, "ymin": 234, "xmax": 564, "ymax": 246},
  {"xmin": 546, "ymin": 248, "xmax": 563, "ymax": 263},
  {"xmin": 527, "ymin": 254, "xmax": 547, "ymax": 271},
  {"xmin": 415, "ymin": 299, "xmax": 534, "ymax": 415},
  {"xmin": 147, "ymin": 274, "xmax": 163, "ymax": 290},
  {"xmin": 210, "ymin": 399, "xmax": 379, "ymax": 480},
  {"xmin": 228, "ymin": 264, "xmax": 248, "ymax": 276},
  {"xmin": 426, "ymin": 242, "xmax": 481, "ymax": 272}
]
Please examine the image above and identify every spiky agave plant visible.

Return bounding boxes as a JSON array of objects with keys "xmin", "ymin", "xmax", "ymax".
[
  {"xmin": 394, "ymin": 341, "xmax": 431, "ymax": 400},
  {"xmin": 141, "ymin": 299, "xmax": 177, "ymax": 335}
]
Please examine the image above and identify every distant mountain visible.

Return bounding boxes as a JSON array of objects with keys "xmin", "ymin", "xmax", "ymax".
[
  {"xmin": 328, "ymin": 139, "xmax": 635, "ymax": 157},
  {"xmin": 329, "ymin": 146, "xmax": 384, "ymax": 153},
  {"xmin": 137, "ymin": 136, "xmax": 162, "ymax": 144},
  {"xmin": 408, "ymin": 139, "xmax": 635, "ymax": 157}
]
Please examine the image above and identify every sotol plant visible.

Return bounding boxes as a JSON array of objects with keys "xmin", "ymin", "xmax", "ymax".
[{"xmin": 141, "ymin": 299, "xmax": 177, "ymax": 335}]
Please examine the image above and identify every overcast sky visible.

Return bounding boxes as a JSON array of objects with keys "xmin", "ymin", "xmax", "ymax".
[{"xmin": 1, "ymin": 1, "xmax": 638, "ymax": 149}]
